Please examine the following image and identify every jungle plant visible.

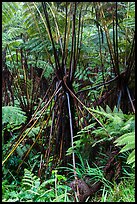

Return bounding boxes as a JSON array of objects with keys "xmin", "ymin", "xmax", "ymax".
[
  {"xmin": 2, "ymin": 3, "xmax": 135, "ymax": 200},
  {"xmin": 2, "ymin": 168, "xmax": 71, "ymax": 202},
  {"xmin": 2, "ymin": 106, "xmax": 27, "ymax": 131},
  {"xmin": 2, "ymin": 106, "xmax": 27, "ymax": 147},
  {"xmin": 114, "ymin": 132, "xmax": 135, "ymax": 168},
  {"xmin": 99, "ymin": 178, "xmax": 135, "ymax": 202},
  {"xmin": 66, "ymin": 105, "xmax": 135, "ymax": 169}
]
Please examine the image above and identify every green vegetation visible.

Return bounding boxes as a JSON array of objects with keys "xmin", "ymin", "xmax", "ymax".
[{"xmin": 2, "ymin": 2, "xmax": 135, "ymax": 202}]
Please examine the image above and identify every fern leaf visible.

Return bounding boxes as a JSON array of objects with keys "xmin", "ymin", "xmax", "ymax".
[
  {"xmin": 114, "ymin": 132, "xmax": 135, "ymax": 146},
  {"xmin": 27, "ymin": 189, "xmax": 40, "ymax": 195},
  {"xmin": 2, "ymin": 106, "xmax": 27, "ymax": 131},
  {"xmin": 127, "ymin": 150, "xmax": 135, "ymax": 165},
  {"xmin": 106, "ymin": 105, "xmax": 112, "ymax": 113},
  {"xmin": 120, "ymin": 142, "xmax": 135, "ymax": 153},
  {"xmin": 40, "ymin": 179, "xmax": 55, "ymax": 187},
  {"xmin": 22, "ymin": 182, "xmax": 34, "ymax": 187}
]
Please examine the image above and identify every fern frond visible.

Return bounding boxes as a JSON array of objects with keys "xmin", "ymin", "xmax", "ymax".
[
  {"xmin": 22, "ymin": 169, "xmax": 40, "ymax": 189},
  {"xmin": 114, "ymin": 132, "xmax": 135, "ymax": 146},
  {"xmin": 120, "ymin": 142, "xmax": 135, "ymax": 153},
  {"xmin": 127, "ymin": 150, "xmax": 135, "ymax": 166},
  {"xmin": 2, "ymin": 106, "xmax": 27, "ymax": 130},
  {"xmin": 114, "ymin": 132, "xmax": 135, "ymax": 168}
]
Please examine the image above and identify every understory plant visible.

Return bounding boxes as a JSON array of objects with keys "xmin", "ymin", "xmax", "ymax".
[
  {"xmin": 99, "ymin": 178, "xmax": 135, "ymax": 202},
  {"xmin": 2, "ymin": 2, "xmax": 135, "ymax": 203},
  {"xmin": 2, "ymin": 168, "xmax": 72, "ymax": 202},
  {"xmin": 59, "ymin": 152, "xmax": 135, "ymax": 202},
  {"xmin": 67, "ymin": 105, "xmax": 135, "ymax": 168},
  {"xmin": 2, "ymin": 106, "xmax": 27, "ymax": 136}
]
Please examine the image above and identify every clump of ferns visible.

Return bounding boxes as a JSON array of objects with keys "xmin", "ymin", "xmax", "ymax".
[
  {"xmin": 20, "ymin": 168, "xmax": 71, "ymax": 202},
  {"xmin": 67, "ymin": 105, "xmax": 135, "ymax": 171}
]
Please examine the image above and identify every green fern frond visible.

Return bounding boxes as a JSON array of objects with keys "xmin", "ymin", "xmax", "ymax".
[
  {"xmin": 105, "ymin": 105, "xmax": 113, "ymax": 113},
  {"xmin": 114, "ymin": 131, "xmax": 135, "ymax": 168},
  {"xmin": 2, "ymin": 106, "xmax": 27, "ymax": 131},
  {"xmin": 24, "ymin": 127, "xmax": 40, "ymax": 138},
  {"xmin": 20, "ymin": 168, "xmax": 70, "ymax": 202},
  {"xmin": 114, "ymin": 132, "xmax": 135, "ymax": 146},
  {"xmin": 121, "ymin": 117, "xmax": 135, "ymax": 132},
  {"xmin": 127, "ymin": 150, "xmax": 135, "ymax": 167},
  {"xmin": 22, "ymin": 169, "xmax": 40, "ymax": 189},
  {"xmin": 120, "ymin": 142, "xmax": 135, "ymax": 153}
]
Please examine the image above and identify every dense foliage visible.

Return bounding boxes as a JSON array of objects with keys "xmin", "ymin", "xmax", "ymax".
[{"xmin": 2, "ymin": 2, "xmax": 135, "ymax": 202}]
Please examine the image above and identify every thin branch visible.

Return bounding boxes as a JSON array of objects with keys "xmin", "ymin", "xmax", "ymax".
[
  {"xmin": 63, "ymin": 76, "xmax": 111, "ymax": 138},
  {"xmin": 97, "ymin": 24, "xmax": 106, "ymax": 88},
  {"xmin": 2, "ymin": 81, "xmax": 62, "ymax": 166},
  {"xmin": 77, "ymin": 74, "xmax": 119, "ymax": 94},
  {"xmin": 69, "ymin": 2, "xmax": 76, "ymax": 81},
  {"xmin": 62, "ymin": 2, "xmax": 68, "ymax": 75},
  {"xmin": 117, "ymin": 90, "xmax": 122, "ymax": 111},
  {"xmin": 66, "ymin": 92, "xmax": 80, "ymax": 198},
  {"xmin": 126, "ymin": 86, "xmax": 135, "ymax": 113},
  {"xmin": 42, "ymin": 2, "xmax": 61, "ymax": 75},
  {"xmin": 115, "ymin": 2, "xmax": 120, "ymax": 76}
]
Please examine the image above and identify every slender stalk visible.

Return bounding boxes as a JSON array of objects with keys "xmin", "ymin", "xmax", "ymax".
[
  {"xmin": 77, "ymin": 74, "xmax": 119, "ymax": 94},
  {"xmin": 66, "ymin": 92, "xmax": 80, "ymax": 199},
  {"xmin": 62, "ymin": 2, "xmax": 68, "ymax": 75},
  {"xmin": 66, "ymin": 92, "xmax": 76, "ymax": 173},
  {"xmin": 126, "ymin": 86, "xmax": 135, "ymax": 113},
  {"xmin": 97, "ymin": 24, "xmax": 105, "ymax": 88},
  {"xmin": 69, "ymin": 2, "xmax": 76, "ymax": 81},
  {"xmin": 115, "ymin": 2, "xmax": 120, "ymax": 76},
  {"xmin": 48, "ymin": 2, "xmax": 63, "ymax": 54},
  {"xmin": 117, "ymin": 90, "xmax": 122, "ymax": 111},
  {"xmin": 42, "ymin": 2, "xmax": 61, "ymax": 73},
  {"xmin": 2, "ymin": 82, "xmax": 62, "ymax": 165},
  {"xmin": 63, "ymin": 76, "xmax": 111, "ymax": 137}
]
